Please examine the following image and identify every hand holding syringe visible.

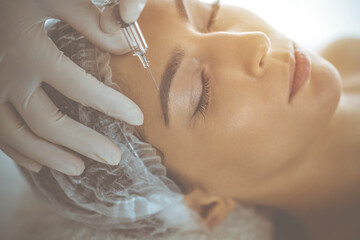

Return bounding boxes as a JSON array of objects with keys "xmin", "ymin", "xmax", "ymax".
[
  {"xmin": 0, "ymin": 0, "xmax": 147, "ymax": 175},
  {"xmin": 114, "ymin": 9, "xmax": 160, "ymax": 90}
]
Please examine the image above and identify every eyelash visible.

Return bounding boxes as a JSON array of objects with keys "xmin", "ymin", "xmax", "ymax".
[
  {"xmin": 194, "ymin": 69, "xmax": 211, "ymax": 118},
  {"xmin": 192, "ymin": 3, "xmax": 218, "ymax": 119}
]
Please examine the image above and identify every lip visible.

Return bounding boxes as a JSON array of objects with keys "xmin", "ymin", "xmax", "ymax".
[{"xmin": 288, "ymin": 44, "xmax": 311, "ymax": 102}]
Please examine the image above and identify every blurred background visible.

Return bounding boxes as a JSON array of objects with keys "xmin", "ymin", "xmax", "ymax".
[
  {"xmin": 221, "ymin": 0, "xmax": 360, "ymax": 51},
  {"xmin": 1, "ymin": 0, "xmax": 359, "ymax": 238}
]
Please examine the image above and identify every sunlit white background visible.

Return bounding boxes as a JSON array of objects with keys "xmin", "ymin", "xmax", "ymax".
[
  {"xmin": 212, "ymin": 0, "xmax": 360, "ymax": 51},
  {"xmin": 1, "ymin": 0, "xmax": 359, "ymax": 238}
]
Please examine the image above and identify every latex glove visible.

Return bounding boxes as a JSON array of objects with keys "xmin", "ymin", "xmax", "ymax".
[
  {"xmin": 0, "ymin": 0, "xmax": 146, "ymax": 176},
  {"xmin": 99, "ymin": 0, "xmax": 147, "ymax": 33}
]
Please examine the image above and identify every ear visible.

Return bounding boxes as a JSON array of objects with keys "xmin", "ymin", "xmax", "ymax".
[{"xmin": 184, "ymin": 188, "xmax": 236, "ymax": 229}]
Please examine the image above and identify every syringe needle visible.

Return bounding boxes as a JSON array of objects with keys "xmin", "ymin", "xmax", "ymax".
[{"xmin": 147, "ymin": 67, "xmax": 160, "ymax": 91}]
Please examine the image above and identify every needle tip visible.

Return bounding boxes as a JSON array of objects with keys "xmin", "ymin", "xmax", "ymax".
[{"xmin": 147, "ymin": 67, "xmax": 160, "ymax": 91}]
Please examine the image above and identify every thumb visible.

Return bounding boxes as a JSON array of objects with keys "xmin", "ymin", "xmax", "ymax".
[
  {"xmin": 57, "ymin": 0, "xmax": 130, "ymax": 54},
  {"xmin": 99, "ymin": 0, "xmax": 147, "ymax": 35}
]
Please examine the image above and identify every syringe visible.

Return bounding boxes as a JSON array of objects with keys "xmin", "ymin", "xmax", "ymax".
[{"xmin": 113, "ymin": 7, "xmax": 159, "ymax": 90}]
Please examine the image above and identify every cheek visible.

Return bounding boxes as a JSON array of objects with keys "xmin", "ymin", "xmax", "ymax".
[
  {"xmin": 150, "ymin": 129, "xmax": 212, "ymax": 189},
  {"xmin": 287, "ymin": 52, "xmax": 341, "ymax": 146},
  {"xmin": 219, "ymin": 103, "xmax": 291, "ymax": 172},
  {"xmin": 305, "ymin": 53, "xmax": 342, "ymax": 115},
  {"xmin": 212, "ymin": 80, "xmax": 331, "ymax": 178}
]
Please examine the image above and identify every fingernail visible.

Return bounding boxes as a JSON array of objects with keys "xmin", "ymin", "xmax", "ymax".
[
  {"xmin": 99, "ymin": 147, "xmax": 122, "ymax": 166},
  {"xmin": 109, "ymin": 154, "xmax": 121, "ymax": 165},
  {"xmin": 109, "ymin": 149, "xmax": 122, "ymax": 165},
  {"xmin": 22, "ymin": 162, "xmax": 42, "ymax": 173},
  {"xmin": 129, "ymin": 113, "xmax": 144, "ymax": 126},
  {"xmin": 126, "ymin": 108, "xmax": 144, "ymax": 126},
  {"xmin": 33, "ymin": 165, "xmax": 42, "ymax": 173},
  {"xmin": 66, "ymin": 161, "xmax": 85, "ymax": 176}
]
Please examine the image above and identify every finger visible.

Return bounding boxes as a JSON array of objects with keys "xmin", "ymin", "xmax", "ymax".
[
  {"xmin": 0, "ymin": 142, "xmax": 42, "ymax": 173},
  {"xmin": 43, "ymin": 49, "xmax": 143, "ymax": 125},
  {"xmin": 56, "ymin": 0, "xmax": 130, "ymax": 54},
  {"xmin": 100, "ymin": 6, "xmax": 122, "ymax": 34},
  {"xmin": 10, "ymin": 88, "xmax": 122, "ymax": 165},
  {"xmin": 0, "ymin": 103, "xmax": 84, "ymax": 176},
  {"xmin": 119, "ymin": 0, "xmax": 147, "ymax": 24}
]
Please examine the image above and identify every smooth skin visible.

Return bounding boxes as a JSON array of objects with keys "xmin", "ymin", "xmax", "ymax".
[{"xmin": 110, "ymin": 0, "xmax": 360, "ymax": 239}]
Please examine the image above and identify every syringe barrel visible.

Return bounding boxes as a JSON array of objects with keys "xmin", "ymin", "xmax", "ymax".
[{"xmin": 121, "ymin": 21, "xmax": 148, "ymax": 57}]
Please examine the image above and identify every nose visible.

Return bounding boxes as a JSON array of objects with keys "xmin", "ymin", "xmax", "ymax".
[
  {"xmin": 242, "ymin": 32, "xmax": 271, "ymax": 77},
  {"xmin": 207, "ymin": 31, "xmax": 271, "ymax": 78}
]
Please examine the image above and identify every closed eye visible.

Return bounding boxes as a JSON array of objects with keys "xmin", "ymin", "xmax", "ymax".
[{"xmin": 192, "ymin": 69, "xmax": 211, "ymax": 119}]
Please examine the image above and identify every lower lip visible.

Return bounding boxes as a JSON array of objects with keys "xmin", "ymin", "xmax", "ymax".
[{"xmin": 289, "ymin": 48, "xmax": 311, "ymax": 102}]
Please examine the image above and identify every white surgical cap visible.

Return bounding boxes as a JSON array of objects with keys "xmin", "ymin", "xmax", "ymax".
[{"xmin": 22, "ymin": 20, "xmax": 203, "ymax": 238}]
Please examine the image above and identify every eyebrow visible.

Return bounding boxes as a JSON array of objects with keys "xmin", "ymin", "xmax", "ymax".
[
  {"xmin": 175, "ymin": 0, "xmax": 189, "ymax": 20},
  {"xmin": 160, "ymin": 48, "xmax": 185, "ymax": 126}
]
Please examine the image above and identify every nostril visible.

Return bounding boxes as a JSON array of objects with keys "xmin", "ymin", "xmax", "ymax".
[
  {"xmin": 256, "ymin": 45, "xmax": 268, "ymax": 75},
  {"xmin": 233, "ymin": 31, "xmax": 271, "ymax": 77},
  {"xmin": 257, "ymin": 33, "xmax": 271, "ymax": 71}
]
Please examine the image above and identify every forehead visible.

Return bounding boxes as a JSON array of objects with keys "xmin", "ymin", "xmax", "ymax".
[
  {"xmin": 110, "ymin": 0, "xmax": 190, "ymax": 135},
  {"xmin": 110, "ymin": 0, "xmax": 224, "ymax": 146}
]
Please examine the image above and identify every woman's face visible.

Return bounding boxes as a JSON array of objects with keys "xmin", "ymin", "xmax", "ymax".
[{"xmin": 110, "ymin": 0, "xmax": 341, "ymax": 201}]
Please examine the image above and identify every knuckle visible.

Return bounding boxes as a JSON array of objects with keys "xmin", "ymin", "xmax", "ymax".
[
  {"xmin": 50, "ymin": 108, "xmax": 67, "ymax": 124},
  {"xmin": 0, "ymin": 115, "xmax": 26, "ymax": 139},
  {"xmin": 26, "ymin": 107, "xmax": 67, "ymax": 138}
]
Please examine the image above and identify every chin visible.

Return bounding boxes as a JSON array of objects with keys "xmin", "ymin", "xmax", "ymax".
[{"xmin": 297, "ymin": 51, "xmax": 341, "ymax": 122}]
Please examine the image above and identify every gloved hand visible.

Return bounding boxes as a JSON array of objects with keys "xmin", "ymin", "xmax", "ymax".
[{"xmin": 0, "ymin": 0, "xmax": 146, "ymax": 176}]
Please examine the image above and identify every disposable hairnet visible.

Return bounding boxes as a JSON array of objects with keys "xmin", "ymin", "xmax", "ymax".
[{"xmin": 22, "ymin": 19, "xmax": 203, "ymax": 237}]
